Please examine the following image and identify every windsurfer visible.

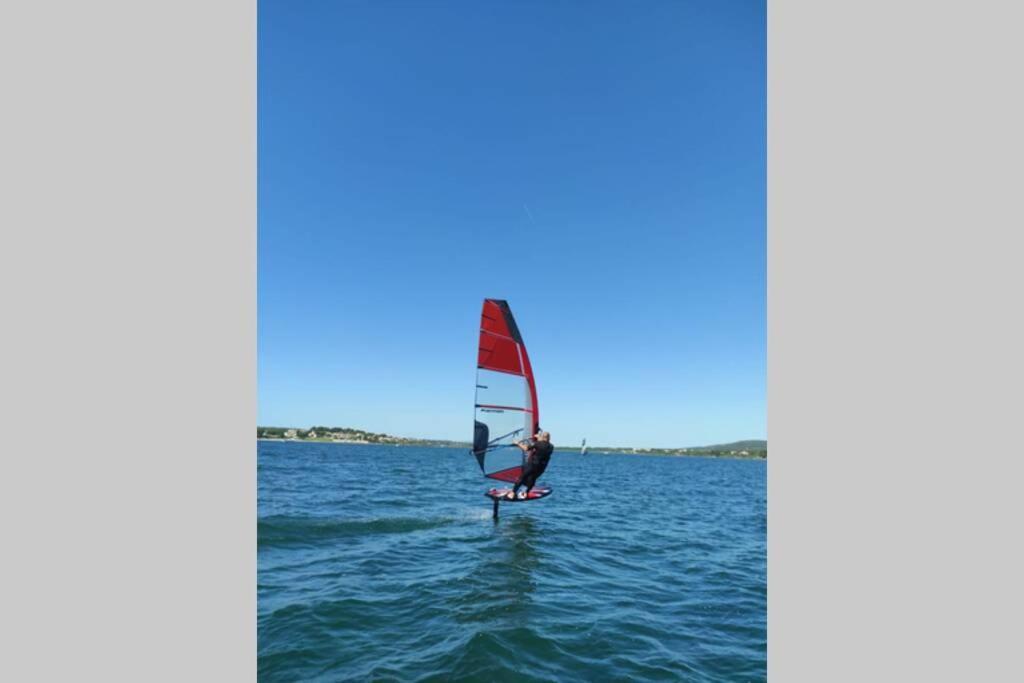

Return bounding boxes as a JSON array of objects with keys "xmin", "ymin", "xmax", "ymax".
[{"xmin": 507, "ymin": 431, "xmax": 553, "ymax": 499}]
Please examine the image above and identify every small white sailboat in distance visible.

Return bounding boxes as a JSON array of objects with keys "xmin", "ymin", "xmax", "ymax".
[{"xmin": 580, "ymin": 438, "xmax": 588, "ymax": 455}]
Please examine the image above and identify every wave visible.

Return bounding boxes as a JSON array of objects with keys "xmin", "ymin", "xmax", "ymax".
[{"xmin": 258, "ymin": 514, "xmax": 457, "ymax": 547}]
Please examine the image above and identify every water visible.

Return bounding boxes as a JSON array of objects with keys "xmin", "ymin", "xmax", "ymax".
[{"xmin": 258, "ymin": 441, "xmax": 766, "ymax": 682}]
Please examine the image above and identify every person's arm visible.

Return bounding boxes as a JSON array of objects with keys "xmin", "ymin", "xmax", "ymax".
[{"xmin": 514, "ymin": 439, "xmax": 530, "ymax": 453}]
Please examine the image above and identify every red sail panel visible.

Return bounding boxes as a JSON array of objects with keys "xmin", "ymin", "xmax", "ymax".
[
  {"xmin": 478, "ymin": 331, "xmax": 523, "ymax": 375},
  {"xmin": 480, "ymin": 299, "xmax": 514, "ymax": 338},
  {"xmin": 488, "ymin": 466, "xmax": 524, "ymax": 483}
]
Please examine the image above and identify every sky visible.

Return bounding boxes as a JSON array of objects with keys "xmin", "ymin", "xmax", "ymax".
[{"xmin": 258, "ymin": 0, "xmax": 765, "ymax": 449}]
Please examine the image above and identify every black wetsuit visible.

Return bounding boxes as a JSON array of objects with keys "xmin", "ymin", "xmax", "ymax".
[{"xmin": 512, "ymin": 440, "xmax": 554, "ymax": 495}]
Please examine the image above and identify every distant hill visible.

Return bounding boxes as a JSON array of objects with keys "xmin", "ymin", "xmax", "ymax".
[
  {"xmin": 690, "ymin": 440, "xmax": 766, "ymax": 452},
  {"xmin": 566, "ymin": 439, "xmax": 766, "ymax": 459}
]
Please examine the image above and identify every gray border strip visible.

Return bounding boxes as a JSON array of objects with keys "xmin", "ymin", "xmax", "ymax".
[
  {"xmin": 1, "ymin": 1, "xmax": 255, "ymax": 680},
  {"xmin": 771, "ymin": 1, "xmax": 1023, "ymax": 679}
]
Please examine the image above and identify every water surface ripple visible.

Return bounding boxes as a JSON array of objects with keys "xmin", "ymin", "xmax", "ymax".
[{"xmin": 258, "ymin": 442, "xmax": 766, "ymax": 681}]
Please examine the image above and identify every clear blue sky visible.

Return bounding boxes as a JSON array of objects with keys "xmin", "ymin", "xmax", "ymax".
[{"xmin": 259, "ymin": 1, "xmax": 765, "ymax": 448}]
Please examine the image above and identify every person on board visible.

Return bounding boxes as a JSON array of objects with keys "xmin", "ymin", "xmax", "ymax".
[{"xmin": 506, "ymin": 431, "xmax": 553, "ymax": 499}]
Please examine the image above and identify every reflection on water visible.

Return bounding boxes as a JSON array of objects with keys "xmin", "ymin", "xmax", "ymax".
[
  {"xmin": 451, "ymin": 515, "xmax": 542, "ymax": 625},
  {"xmin": 494, "ymin": 515, "xmax": 541, "ymax": 617}
]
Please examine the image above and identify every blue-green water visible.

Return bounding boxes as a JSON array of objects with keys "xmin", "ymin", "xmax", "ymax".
[{"xmin": 258, "ymin": 441, "xmax": 766, "ymax": 682}]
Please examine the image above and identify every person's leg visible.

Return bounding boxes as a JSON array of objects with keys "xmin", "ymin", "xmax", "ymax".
[
  {"xmin": 511, "ymin": 459, "xmax": 536, "ymax": 498},
  {"xmin": 509, "ymin": 472, "xmax": 525, "ymax": 498},
  {"xmin": 524, "ymin": 459, "xmax": 549, "ymax": 494}
]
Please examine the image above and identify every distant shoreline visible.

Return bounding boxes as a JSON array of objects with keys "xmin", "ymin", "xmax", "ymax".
[{"xmin": 257, "ymin": 437, "xmax": 766, "ymax": 460}]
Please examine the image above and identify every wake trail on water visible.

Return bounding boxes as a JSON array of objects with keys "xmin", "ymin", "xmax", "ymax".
[
  {"xmin": 258, "ymin": 514, "xmax": 463, "ymax": 546},
  {"xmin": 257, "ymin": 505, "xmax": 510, "ymax": 547}
]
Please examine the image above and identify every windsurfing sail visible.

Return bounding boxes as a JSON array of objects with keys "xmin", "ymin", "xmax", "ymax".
[
  {"xmin": 581, "ymin": 438, "xmax": 588, "ymax": 455},
  {"xmin": 472, "ymin": 299, "xmax": 539, "ymax": 483}
]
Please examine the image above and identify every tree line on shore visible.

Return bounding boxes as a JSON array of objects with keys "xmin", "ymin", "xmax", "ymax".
[
  {"xmin": 258, "ymin": 427, "xmax": 766, "ymax": 458},
  {"xmin": 257, "ymin": 426, "xmax": 466, "ymax": 447}
]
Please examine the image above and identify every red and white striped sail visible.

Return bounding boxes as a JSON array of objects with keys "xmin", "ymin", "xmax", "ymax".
[{"xmin": 472, "ymin": 299, "xmax": 539, "ymax": 482}]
